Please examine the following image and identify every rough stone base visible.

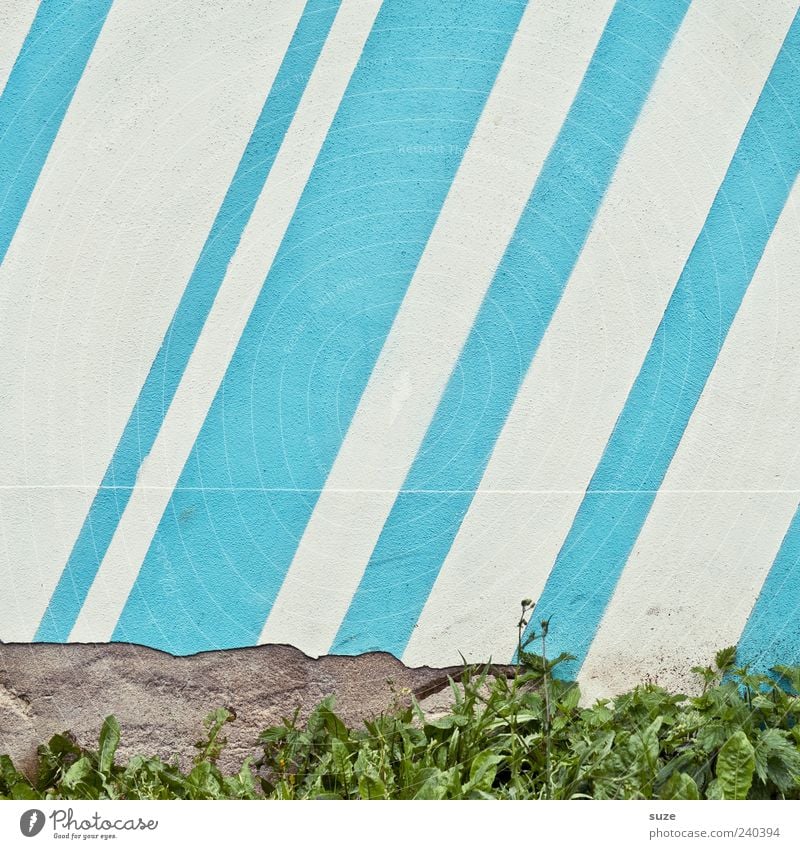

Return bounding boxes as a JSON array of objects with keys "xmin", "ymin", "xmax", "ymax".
[{"xmin": 0, "ymin": 643, "xmax": 464, "ymax": 778}]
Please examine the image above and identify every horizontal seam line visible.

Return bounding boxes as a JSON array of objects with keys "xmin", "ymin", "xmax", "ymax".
[{"xmin": 2, "ymin": 486, "xmax": 800, "ymax": 494}]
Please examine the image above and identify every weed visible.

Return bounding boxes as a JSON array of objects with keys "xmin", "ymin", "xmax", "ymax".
[{"xmin": 2, "ymin": 606, "xmax": 800, "ymax": 800}]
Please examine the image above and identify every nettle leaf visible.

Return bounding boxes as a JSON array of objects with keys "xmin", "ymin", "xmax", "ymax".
[
  {"xmin": 583, "ymin": 704, "xmax": 613, "ymax": 727},
  {"xmin": 754, "ymin": 729, "xmax": 800, "ymax": 793},
  {"xmin": 558, "ymin": 683, "xmax": 581, "ymax": 712},
  {"xmin": 751, "ymin": 695, "xmax": 776, "ymax": 713},
  {"xmin": 716, "ymin": 731, "xmax": 755, "ymax": 800},
  {"xmin": 697, "ymin": 722, "xmax": 729, "ymax": 752},
  {"xmin": 715, "ymin": 646, "xmax": 737, "ymax": 673},
  {"xmin": 771, "ymin": 665, "xmax": 800, "ymax": 695}
]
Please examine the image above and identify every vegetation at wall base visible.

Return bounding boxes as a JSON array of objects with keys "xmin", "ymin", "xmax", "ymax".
[{"xmin": 2, "ymin": 611, "xmax": 800, "ymax": 799}]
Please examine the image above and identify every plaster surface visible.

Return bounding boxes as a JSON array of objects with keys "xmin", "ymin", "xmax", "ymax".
[{"xmin": 0, "ymin": 1, "xmax": 799, "ymax": 697}]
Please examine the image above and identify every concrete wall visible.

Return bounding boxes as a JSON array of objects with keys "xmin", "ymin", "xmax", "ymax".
[{"xmin": 1, "ymin": 0, "xmax": 799, "ymax": 699}]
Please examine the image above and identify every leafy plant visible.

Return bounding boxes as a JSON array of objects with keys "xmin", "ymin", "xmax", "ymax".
[
  {"xmin": 0, "ymin": 708, "xmax": 259, "ymax": 800},
  {"xmin": 2, "ymin": 609, "xmax": 800, "ymax": 800}
]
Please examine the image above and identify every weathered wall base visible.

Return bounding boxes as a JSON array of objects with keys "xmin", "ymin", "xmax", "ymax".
[{"xmin": 0, "ymin": 643, "xmax": 462, "ymax": 778}]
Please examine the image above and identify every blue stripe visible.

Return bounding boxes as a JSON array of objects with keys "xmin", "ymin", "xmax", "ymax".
[
  {"xmin": 527, "ymin": 13, "xmax": 800, "ymax": 679},
  {"xmin": 0, "ymin": 0, "xmax": 114, "ymax": 264},
  {"xmin": 332, "ymin": 0, "xmax": 691, "ymax": 657},
  {"xmin": 35, "ymin": 0, "xmax": 342, "ymax": 642},
  {"xmin": 111, "ymin": 0, "xmax": 530, "ymax": 655},
  {"xmin": 737, "ymin": 499, "xmax": 800, "ymax": 674}
]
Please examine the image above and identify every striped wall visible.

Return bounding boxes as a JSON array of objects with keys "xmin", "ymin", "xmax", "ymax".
[{"xmin": 1, "ymin": 0, "xmax": 799, "ymax": 697}]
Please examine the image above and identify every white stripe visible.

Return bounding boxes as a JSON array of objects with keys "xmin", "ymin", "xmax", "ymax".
[
  {"xmin": 403, "ymin": 0, "xmax": 798, "ymax": 667},
  {"xmin": 69, "ymin": 0, "xmax": 384, "ymax": 642},
  {"xmin": 0, "ymin": 0, "xmax": 38, "ymax": 95},
  {"xmin": 257, "ymin": 0, "xmax": 619, "ymax": 657},
  {"xmin": 578, "ymin": 178, "xmax": 800, "ymax": 701},
  {"xmin": 0, "ymin": 0, "xmax": 306, "ymax": 641}
]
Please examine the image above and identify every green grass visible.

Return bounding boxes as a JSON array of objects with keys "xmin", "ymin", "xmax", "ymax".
[{"xmin": 3, "ymin": 633, "xmax": 800, "ymax": 800}]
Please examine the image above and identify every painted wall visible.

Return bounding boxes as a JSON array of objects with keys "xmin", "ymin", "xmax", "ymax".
[{"xmin": 1, "ymin": 0, "xmax": 799, "ymax": 698}]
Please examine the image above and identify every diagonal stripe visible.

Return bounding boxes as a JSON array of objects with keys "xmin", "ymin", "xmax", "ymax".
[
  {"xmin": 578, "ymin": 176, "xmax": 800, "ymax": 702},
  {"xmin": 69, "ymin": 0, "xmax": 386, "ymax": 646},
  {"xmin": 404, "ymin": 0, "xmax": 800, "ymax": 668},
  {"xmin": 101, "ymin": 0, "xmax": 530, "ymax": 655},
  {"xmin": 0, "ymin": 0, "xmax": 114, "ymax": 264},
  {"xmin": 36, "ymin": 0, "xmax": 341, "ymax": 643},
  {"xmin": 0, "ymin": 1, "xmax": 39, "ymax": 96},
  {"xmin": 738, "ymin": 503, "xmax": 800, "ymax": 677},
  {"xmin": 528, "ymin": 11, "xmax": 800, "ymax": 679},
  {"xmin": 333, "ymin": 0, "xmax": 693, "ymax": 658},
  {"xmin": 0, "ymin": 0, "xmax": 306, "ymax": 642},
  {"xmin": 258, "ymin": 0, "xmax": 618, "ymax": 658}
]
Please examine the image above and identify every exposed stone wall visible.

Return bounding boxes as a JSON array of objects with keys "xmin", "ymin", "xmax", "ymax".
[{"xmin": 0, "ymin": 643, "xmax": 463, "ymax": 778}]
